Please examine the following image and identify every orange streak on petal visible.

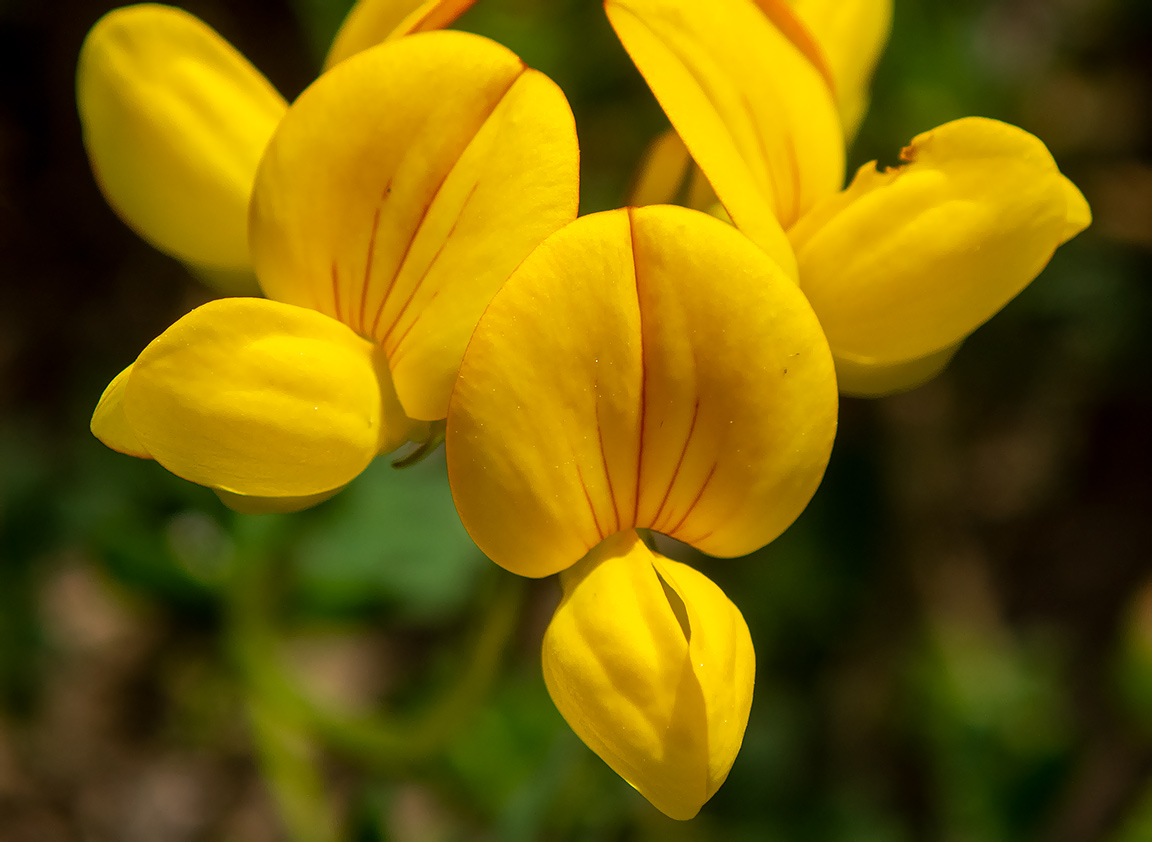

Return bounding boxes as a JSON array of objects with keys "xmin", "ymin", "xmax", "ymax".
[{"xmin": 749, "ymin": 0, "xmax": 836, "ymax": 95}]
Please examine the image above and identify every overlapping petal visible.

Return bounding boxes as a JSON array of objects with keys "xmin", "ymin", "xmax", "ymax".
[
  {"xmin": 787, "ymin": 118, "xmax": 1089, "ymax": 394},
  {"xmin": 323, "ymin": 0, "xmax": 478, "ymax": 69},
  {"xmin": 251, "ymin": 31, "xmax": 579, "ymax": 423},
  {"xmin": 789, "ymin": 0, "xmax": 893, "ymax": 138},
  {"xmin": 77, "ymin": 4, "xmax": 286, "ymax": 272},
  {"xmin": 542, "ymin": 530, "xmax": 754, "ymax": 821},
  {"xmin": 628, "ymin": 129, "xmax": 717, "ymax": 211},
  {"xmin": 606, "ymin": 0, "xmax": 843, "ymax": 270},
  {"xmin": 111, "ymin": 298, "xmax": 416, "ymax": 499},
  {"xmin": 447, "ymin": 205, "xmax": 837, "ymax": 578}
]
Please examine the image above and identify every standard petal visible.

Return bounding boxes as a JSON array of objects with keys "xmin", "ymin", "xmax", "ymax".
[
  {"xmin": 91, "ymin": 364, "xmax": 151, "ymax": 459},
  {"xmin": 447, "ymin": 206, "xmax": 837, "ymax": 578},
  {"xmin": 251, "ymin": 31, "xmax": 579, "ymax": 422},
  {"xmin": 77, "ymin": 4, "xmax": 286, "ymax": 270},
  {"xmin": 323, "ymin": 0, "xmax": 478, "ymax": 69},
  {"xmin": 789, "ymin": 0, "xmax": 893, "ymax": 138},
  {"xmin": 541, "ymin": 530, "xmax": 754, "ymax": 820},
  {"xmin": 790, "ymin": 117, "xmax": 1083, "ymax": 378},
  {"xmin": 606, "ymin": 0, "xmax": 844, "ymax": 267},
  {"xmin": 122, "ymin": 298, "xmax": 418, "ymax": 498}
]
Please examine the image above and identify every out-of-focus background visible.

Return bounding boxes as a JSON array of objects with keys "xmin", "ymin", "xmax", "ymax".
[{"xmin": 1, "ymin": 0, "xmax": 1150, "ymax": 839}]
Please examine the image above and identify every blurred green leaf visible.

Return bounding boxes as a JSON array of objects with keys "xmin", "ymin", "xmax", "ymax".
[{"xmin": 290, "ymin": 451, "xmax": 485, "ymax": 622}]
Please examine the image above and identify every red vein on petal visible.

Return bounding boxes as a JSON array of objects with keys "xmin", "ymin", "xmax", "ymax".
[
  {"xmin": 595, "ymin": 397, "xmax": 621, "ymax": 534},
  {"xmin": 385, "ymin": 288, "xmax": 440, "ymax": 370},
  {"xmin": 574, "ymin": 460, "xmax": 605, "ymax": 542},
  {"xmin": 627, "ymin": 207, "xmax": 646, "ymax": 526},
  {"xmin": 666, "ymin": 460, "xmax": 718, "ymax": 537},
  {"xmin": 677, "ymin": 527, "xmax": 714, "ymax": 545},
  {"xmin": 375, "ymin": 180, "xmax": 482, "ymax": 344},
  {"xmin": 357, "ymin": 205, "xmax": 383, "ymax": 335},
  {"xmin": 365, "ymin": 66, "xmax": 526, "ymax": 344},
  {"xmin": 650, "ymin": 397, "xmax": 700, "ymax": 530}
]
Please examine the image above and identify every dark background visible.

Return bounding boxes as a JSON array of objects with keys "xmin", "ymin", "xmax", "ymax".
[{"xmin": 1, "ymin": 0, "xmax": 1150, "ymax": 839}]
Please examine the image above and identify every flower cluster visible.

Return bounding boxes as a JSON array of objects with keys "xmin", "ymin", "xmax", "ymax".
[{"xmin": 81, "ymin": 0, "xmax": 1087, "ymax": 820}]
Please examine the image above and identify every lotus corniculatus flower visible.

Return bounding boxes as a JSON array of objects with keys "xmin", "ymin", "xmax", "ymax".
[
  {"xmin": 90, "ymin": 31, "xmax": 578, "ymax": 513},
  {"xmin": 446, "ymin": 205, "xmax": 838, "ymax": 817},
  {"xmin": 76, "ymin": 0, "xmax": 477, "ymax": 291},
  {"xmin": 607, "ymin": 0, "xmax": 1091, "ymax": 396}
]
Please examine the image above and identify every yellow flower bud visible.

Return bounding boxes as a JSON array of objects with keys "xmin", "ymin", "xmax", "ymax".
[{"xmin": 542, "ymin": 529, "xmax": 754, "ymax": 820}]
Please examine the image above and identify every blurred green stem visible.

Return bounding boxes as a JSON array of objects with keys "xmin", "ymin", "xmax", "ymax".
[
  {"xmin": 223, "ymin": 512, "xmax": 525, "ymax": 837},
  {"xmin": 225, "ymin": 514, "xmax": 339, "ymax": 842},
  {"xmin": 310, "ymin": 570, "xmax": 525, "ymax": 769}
]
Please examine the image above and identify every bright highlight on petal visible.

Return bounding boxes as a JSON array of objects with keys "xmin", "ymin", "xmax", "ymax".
[
  {"xmin": 323, "ymin": 0, "xmax": 478, "ymax": 69},
  {"xmin": 606, "ymin": 0, "xmax": 844, "ymax": 270},
  {"xmin": 447, "ymin": 206, "xmax": 837, "ymax": 578},
  {"xmin": 77, "ymin": 4, "xmax": 286, "ymax": 271},
  {"xmin": 251, "ymin": 31, "xmax": 579, "ymax": 423},
  {"xmin": 542, "ymin": 529, "xmax": 755, "ymax": 821},
  {"xmin": 788, "ymin": 117, "xmax": 1085, "ymax": 394},
  {"xmin": 789, "ymin": 0, "xmax": 893, "ymax": 138},
  {"xmin": 118, "ymin": 298, "xmax": 415, "ymax": 499}
]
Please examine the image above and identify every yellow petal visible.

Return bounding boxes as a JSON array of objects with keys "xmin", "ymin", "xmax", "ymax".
[
  {"xmin": 628, "ymin": 129, "xmax": 692, "ymax": 207},
  {"xmin": 834, "ymin": 342, "xmax": 960, "ymax": 398},
  {"xmin": 91, "ymin": 363, "xmax": 151, "ymax": 459},
  {"xmin": 121, "ymin": 298, "xmax": 416, "ymax": 498},
  {"xmin": 750, "ymin": 0, "xmax": 836, "ymax": 92},
  {"xmin": 77, "ymin": 5, "xmax": 286, "ymax": 270},
  {"xmin": 606, "ymin": 0, "xmax": 844, "ymax": 268},
  {"xmin": 323, "ymin": 0, "xmax": 477, "ymax": 69},
  {"xmin": 214, "ymin": 487, "xmax": 345, "ymax": 514},
  {"xmin": 251, "ymin": 31, "xmax": 579, "ymax": 423},
  {"xmin": 1060, "ymin": 174, "xmax": 1092, "ymax": 243},
  {"xmin": 447, "ymin": 206, "xmax": 837, "ymax": 578},
  {"xmin": 789, "ymin": 0, "xmax": 893, "ymax": 139},
  {"xmin": 790, "ymin": 117, "xmax": 1080, "ymax": 373},
  {"xmin": 542, "ymin": 530, "xmax": 754, "ymax": 821},
  {"xmin": 629, "ymin": 130, "xmax": 719, "ymax": 212}
]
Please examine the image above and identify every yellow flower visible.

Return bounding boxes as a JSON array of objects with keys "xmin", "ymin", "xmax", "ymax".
[
  {"xmin": 446, "ymin": 205, "xmax": 838, "ymax": 816},
  {"xmin": 606, "ymin": 0, "xmax": 1091, "ymax": 396},
  {"xmin": 76, "ymin": 0, "xmax": 477, "ymax": 291},
  {"xmin": 91, "ymin": 31, "xmax": 579, "ymax": 513}
]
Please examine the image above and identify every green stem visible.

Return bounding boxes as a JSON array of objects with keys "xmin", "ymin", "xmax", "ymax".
[
  {"xmin": 224, "ymin": 515, "xmax": 339, "ymax": 842},
  {"xmin": 224, "ymin": 512, "xmax": 525, "ymax": 791},
  {"xmin": 310, "ymin": 571, "xmax": 525, "ymax": 770}
]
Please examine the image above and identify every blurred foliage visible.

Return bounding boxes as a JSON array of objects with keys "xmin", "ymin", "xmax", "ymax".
[{"xmin": 0, "ymin": 0, "xmax": 1150, "ymax": 839}]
